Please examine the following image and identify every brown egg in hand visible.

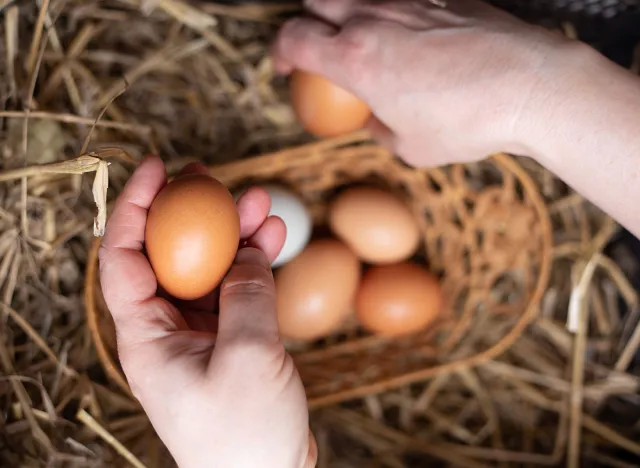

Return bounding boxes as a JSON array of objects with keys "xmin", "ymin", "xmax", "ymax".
[
  {"xmin": 275, "ymin": 239, "xmax": 361, "ymax": 341},
  {"xmin": 145, "ymin": 173, "xmax": 240, "ymax": 300},
  {"xmin": 290, "ymin": 70, "xmax": 371, "ymax": 138},
  {"xmin": 356, "ymin": 263, "xmax": 442, "ymax": 336}
]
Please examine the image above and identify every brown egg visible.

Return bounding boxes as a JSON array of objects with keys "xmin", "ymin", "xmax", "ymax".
[
  {"xmin": 356, "ymin": 263, "xmax": 442, "ymax": 336},
  {"xmin": 329, "ymin": 187, "xmax": 421, "ymax": 264},
  {"xmin": 275, "ymin": 239, "xmax": 360, "ymax": 341},
  {"xmin": 290, "ymin": 70, "xmax": 371, "ymax": 138},
  {"xmin": 145, "ymin": 174, "xmax": 240, "ymax": 300}
]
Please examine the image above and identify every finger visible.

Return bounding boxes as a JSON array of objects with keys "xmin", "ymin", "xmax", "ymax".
[
  {"xmin": 272, "ymin": 18, "xmax": 340, "ymax": 78},
  {"xmin": 216, "ymin": 247, "xmax": 279, "ymax": 346},
  {"xmin": 365, "ymin": 116, "xmax": 397, "ymax": 153},
  {"xmin": 245, "ymin": 215, "xmax": 286, "ymax": 264},
  {"xmin": 304, "ymin": 0, "xmax": 360, "ymax": 25},
  {"xmin": 272, "ymin": 45, "xmax": 295, "ymax": 75},
  {"xmin": 178, "ymin": 161, "xmax": 209, "ymax": 176},
  {"xmin": 272, "ymin": 18, "xmax": 337, "ymax": 76},
  {"xmin": 236, "ymin": 186, "xmax": 272, "ymax": 239},
  {"xmin": 352, "ymin": 0, "xmax": 442, "ymax": 28},
  {"xmin": 99, "ymin": 155, "xmax": 166, "ymax": 317}
]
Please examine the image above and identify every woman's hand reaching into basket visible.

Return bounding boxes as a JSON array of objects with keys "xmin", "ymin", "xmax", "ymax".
[
  {"xmin": 273, "ymin": 0, "xmax": 640, "ymax": 239},
  {"xmin": 98, "ymin": 155, "xmax": 317, "ymax": 468}
]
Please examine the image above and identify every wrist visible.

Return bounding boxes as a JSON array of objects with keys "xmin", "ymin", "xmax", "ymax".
[{"xmin": 516, "ymin": 40, "xmax": 640, "ymax": 167}]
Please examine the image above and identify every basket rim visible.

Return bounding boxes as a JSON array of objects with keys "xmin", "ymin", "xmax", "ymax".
[{"xmin": 84, "ymin": 136, "xmax": 553, "ymax": 408}]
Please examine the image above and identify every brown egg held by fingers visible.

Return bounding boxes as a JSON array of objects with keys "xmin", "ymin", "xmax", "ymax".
[
  {"xmin": 275, "ymin": 239, "xmax": 361, "ymax": 342},
  {"xmin": 356, "ymin": 263, "xmax": 442, "ymax": 337},
  {"xmin": 290, "ymin": 70, "xmax": 371, "ymax": 138},
  {"xmin": 329, "ymin": 186, "xmax": 421, "ymax": 264},
  {"xmin": 145, "ymin": 173, "xmax": 240, "ymax": 300}
]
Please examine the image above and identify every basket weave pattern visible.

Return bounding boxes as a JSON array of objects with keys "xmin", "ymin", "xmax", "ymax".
[{"xmin": 85, "ymin": 134, "xmax": 553, "ymax": 408}]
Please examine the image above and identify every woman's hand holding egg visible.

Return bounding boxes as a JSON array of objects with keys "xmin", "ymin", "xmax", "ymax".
[
  {"xmin": 100, "ymin": 157, "xmax": 442, "ymax": 468},
  {"xmin": 99, "ymin": 156, "xmax": 316, "ymax": 468},
  {"xmin": 273, "ymin": 0, "xmax": 585, "ymax": 167}
]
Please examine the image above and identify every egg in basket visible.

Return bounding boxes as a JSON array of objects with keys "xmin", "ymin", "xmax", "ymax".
[{"xmin": 85, "ymin": 130, "xmax": 552, "ymax": 408}]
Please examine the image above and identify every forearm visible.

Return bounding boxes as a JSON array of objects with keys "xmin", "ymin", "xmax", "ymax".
[{"xmin": 526, "ymin": 43, "xmax": 640, "ymax": 237}]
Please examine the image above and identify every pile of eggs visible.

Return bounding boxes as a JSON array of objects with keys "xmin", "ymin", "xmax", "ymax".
[
  {"xmin": 268, "ymin": 184, "xmax": 442, "ymax": 342},
  {"xmin": 145, "ymin": 174, "xmax": 443, "ymax": 343},
  {"xmin": 144, "ymin": 70, "xmax": 443, "ymax": 343}
]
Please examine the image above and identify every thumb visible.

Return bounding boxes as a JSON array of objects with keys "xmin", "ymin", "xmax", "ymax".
[{"xmin": 215, "ymin": 247, "xmax": 281, "ymax": 352}]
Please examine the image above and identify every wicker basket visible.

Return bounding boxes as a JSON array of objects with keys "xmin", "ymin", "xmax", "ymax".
[{"xmin": 85, "ymin": 133, "xmax": 552, "ymax": 408}]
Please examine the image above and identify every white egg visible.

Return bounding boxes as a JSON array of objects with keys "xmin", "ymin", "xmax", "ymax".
[
  {"xmin": 233, "ymin": 185, "xmax": 312, "ymax": 268},
  {"xmin": 262, "ymin": 185, "xmax": 312, "ymax": 267}
]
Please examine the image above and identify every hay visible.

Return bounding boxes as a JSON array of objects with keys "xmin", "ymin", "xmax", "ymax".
[{"xmin": 0, "ymin": 0, "xmax": 639, "ymax": 467}]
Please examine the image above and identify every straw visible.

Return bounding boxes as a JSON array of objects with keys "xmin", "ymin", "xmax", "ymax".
[{"xmin": 1, "ymin": 1, "xmax": 639, "ymax": 466}]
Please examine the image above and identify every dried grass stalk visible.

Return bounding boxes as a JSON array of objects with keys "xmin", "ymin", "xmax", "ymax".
[{"xmin": 1, "ymin": 1, "xmax": 639, "ymax": 466}]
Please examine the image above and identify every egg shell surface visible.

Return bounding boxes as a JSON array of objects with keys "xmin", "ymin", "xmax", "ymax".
[
  {"xmin": 356, "ymin": 263, "xmax": 442, "ymax": 336},
  {"xmin": 290, "ymin": 70, "xmax": 371, "ymax": 138},
  {"xmin": 275, "ymin": 239, "xmax": 360, "ymax": 341},
  {"xmin": 261, "ymin": 185, "xmax": 312, "ymax": 268},
  {"xmin": 145, "ymin": 173, "xmax": 240, "ymax": 300},
  {"xmin": 329, "ymin": 186, "xmax": 421, "ymax": 264}
]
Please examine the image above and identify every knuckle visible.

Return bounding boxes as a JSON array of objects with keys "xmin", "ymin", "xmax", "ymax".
[
  {"xmin": 217, "ymin": 335, "xmax": 283, "ymax": 368},
  {"xmin": 272, "ymin": 352, "xmax": 298, "ymax": 384},
  {"xmin": 235, "ymin": 246, "xmax": 269, "ymax": 267},
  {"xmin": 221, "ymin": 264, "xmax": 274, "ymax": 297},
  {"xmin": 290, "ymin": 44, "xmax": 317, "ymax": 71},
  {"xmin": 279, "ymin": 20, "xmax": 317, "ymax": 66},
  {"xmin": 118, "ymin": 351, "xmax": 146, "ymax": 401},
  {"xmin": 123, "ymin": 369, "xmax": 144, "ymax": 402}
]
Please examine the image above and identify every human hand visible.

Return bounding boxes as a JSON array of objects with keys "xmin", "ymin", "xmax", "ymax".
[
  {"xmin": 272, "ymin": 0, "xmax": 589, "ymax": 167},
  {"xmin": 99, "ymin": 155, "xmax": 317, "ymax": 468}
]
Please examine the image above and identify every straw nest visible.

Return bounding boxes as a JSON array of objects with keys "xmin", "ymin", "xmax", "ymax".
[{"xmin": 0, "ymin": 1, "xmax": 639, "ymax": 467}]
